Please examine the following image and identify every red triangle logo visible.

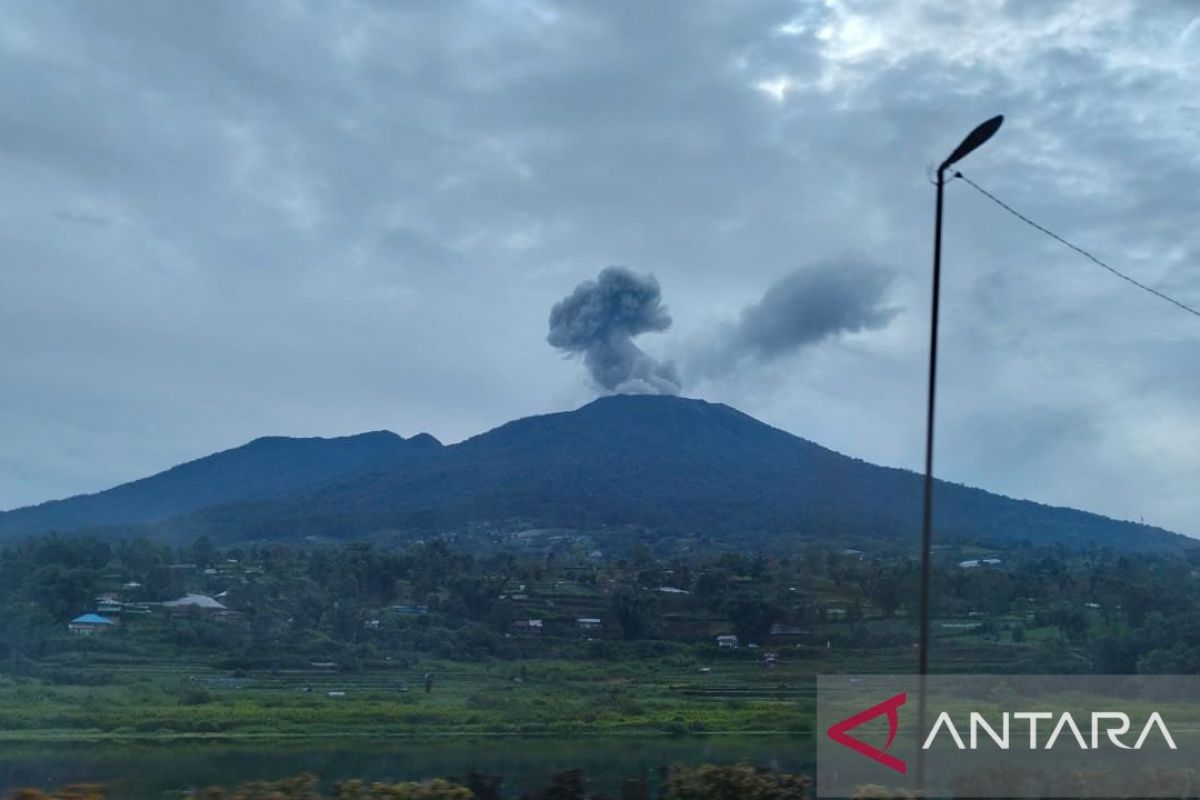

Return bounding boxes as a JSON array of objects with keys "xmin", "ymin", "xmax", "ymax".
[{"xmin": 826, "ymin": 691, "xmax": 907, "ymax": 774}]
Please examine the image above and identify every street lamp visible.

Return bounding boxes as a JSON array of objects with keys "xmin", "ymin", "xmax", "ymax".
[
  {"xmin": 919, "ymin": 113, "xmax": 1003, "ymax": 674},
  {"xmin": 916, "ymin": 114, "xmax": 1003, "ymax": 788}
]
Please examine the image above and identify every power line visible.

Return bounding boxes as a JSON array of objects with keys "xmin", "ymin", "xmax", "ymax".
[{"xmin": 953, "ymin": 170, "xmax": 1200, "ymax": 320}]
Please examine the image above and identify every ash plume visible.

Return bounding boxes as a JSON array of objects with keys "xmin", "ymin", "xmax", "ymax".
[
  {"xmin": 548, "ymin": 266, "xmax": 681, "ymax": 395},
  {"xmin": 694, "ymin": 258, "xmax": 898, "ymax": 377}
]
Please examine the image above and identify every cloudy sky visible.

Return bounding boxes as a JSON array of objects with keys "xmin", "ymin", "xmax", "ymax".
[{"xmin": 2, "ymin": 0, "xmax": 1198, "ymax": 535}]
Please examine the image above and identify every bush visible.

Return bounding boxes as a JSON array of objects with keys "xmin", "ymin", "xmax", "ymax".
[
  {"xmin": 192, "ymin": 773, "xmax": 323, "ymax": 799},
  {"xmin": 517, "ymin": 769, "xmax": 585, "ymax": 800},
  {"xmin": 41, "ymin": 669, "xmax": 115, "ymax": 687},
  {"xmin": 663, "ymin": 762, "xmax": 810, "ymax": 800},
  {"xmin": 661, "ymin": 720, "xmax": 688, "ymax": 736},
  {"xmin": 178, "ymin": 685, "xmax": 212, "ymax": 706},
  {"xmin": 18, "ymin": 767, "xmax": 820, "ymax": 800},
  {"xmin": 186, "ymin": 774, "xmax": 473, "ymax": 800},
  {"xmin": 11, "ymin": 786, "xmax": 109, "ymax": 800},
  {"xmin": 332, "ymin": 778, "xmax": 472, "ymax": 799}
]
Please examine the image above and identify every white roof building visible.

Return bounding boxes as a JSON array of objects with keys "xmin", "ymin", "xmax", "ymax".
[
  {"xmin": 162, "ymin": 593, "xmax": 227, "ymax": 610},
  {"xmin": 959, "ymin": 558, "xmax": 1003, "ymax": 569}
]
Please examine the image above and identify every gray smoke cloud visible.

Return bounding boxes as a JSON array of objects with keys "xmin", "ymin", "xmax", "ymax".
[
  {"xmin": 548, "ymin": 266, "xmax": 681, "ymax": 395},
  {"xmin": 695, "ymin": 259, "xmax": 898, "ymax": 377}
]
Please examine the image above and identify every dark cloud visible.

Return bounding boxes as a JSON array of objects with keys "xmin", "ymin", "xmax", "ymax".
[
  {"xmin": 696, "ymin": 260, "xmax": 897, "ymax": 376},
  {"xmin": 547, "ymin": 266, "xmax": 680, "ymax": 395},
  {"xmin": 735, "ymin": 261, "xmax": 896, "ymax": 354}
]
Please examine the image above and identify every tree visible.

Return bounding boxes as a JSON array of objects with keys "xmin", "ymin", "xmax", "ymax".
[
  {"xmin": 0, "ymin": 601, "xmax": 55, "ymax": 661},
  {"xmin": 726, "ymin": 594, "xmax": 778, "ymax": 645},
  {"xmin": 1138, "ymin": 645, "xmax": 1200, "ymax": 674},
  {"xmin": 146, "ymin": 563, "xmax": 183, "ymax": 600},
  {"xmin": 450, "ymin": 575, "xmax": 509, "ymax": 621},
  {"xmin": 191, "ymin": 535, "xmax": 218, "ymax": 569},
  {"xmin": 694, "ymin": 571, "xmax": 730, "ymax": 613},
  {"xmin": 118, "ymin": 537, "xmax": 165, "ymax": 578},
  {"xmin": 869, "ymin": 575, "xmax": 901, "ymax": 618},
  {"xmin": 611, "ymin": 590, "xmax": 656, "ymax": 640},
  {"xmin": 27, "ymin": 564, "xmax": 98, "ymax": 620}
]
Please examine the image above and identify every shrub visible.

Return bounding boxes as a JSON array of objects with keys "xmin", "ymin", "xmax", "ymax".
[
  {"xmin": 191, "ymin": 773, "xmax": 323, "ymax": 799},
  {"xmin": 192, "ymin": 775, "xmax": 475, "ymax": 800},
  {"xmin": 178, "ymin": 686, "xmax": 212, "ymax": 706},
  {"xmin": 332, "ymin": 778, "xmax": 472, "ymax": 799},
  {"xmin": 11, "ymin": 786, "xmax": 108, "ymax": 800},
  {"xmin": 663, "ymin": 762, "xmax": 810, "ymax": 800},
  {"xmin": 517, "ymin": 769, "xmax": 585, "ymax": 800}
]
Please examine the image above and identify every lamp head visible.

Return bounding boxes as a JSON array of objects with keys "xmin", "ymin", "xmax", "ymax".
[{"xmin": 940, "ymin": 115, "xmax": 1004, "ymax": 171}]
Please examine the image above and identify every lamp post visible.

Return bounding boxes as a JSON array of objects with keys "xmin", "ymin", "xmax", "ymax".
[{"xmin": 916, "ymin": 114, "xmax": 1003, "ymax": 789}]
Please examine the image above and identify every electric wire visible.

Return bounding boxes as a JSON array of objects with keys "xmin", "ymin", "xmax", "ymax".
[{"xmin": 952, "ymin": 170, "xmax": 1200, "ymax": 320}]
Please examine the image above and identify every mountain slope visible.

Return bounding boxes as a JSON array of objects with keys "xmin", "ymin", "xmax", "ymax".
[
  {"xmin": 165, "ymin": 395, "xmax": 1190, "ymax": 552},
  {"xmin": 0, "ymin": 430, "xmax": 442, "ymax": 538}
]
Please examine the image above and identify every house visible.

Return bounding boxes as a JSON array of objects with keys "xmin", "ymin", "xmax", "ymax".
[
  {"xmin": 959, "ymin": 558, "xmax": 1003, "ymax": 569},
  {"xmin": 95, "ymin": 596, "xmax": 123, "ymax": 615},
  {"xmin": 392, "ymin": 603, "xmax": 429, "ymax": 615},
  {"xmin": 161, "ymin": 593, "xmax": 240, "ymax": 621},
  {"xmin": 162, "ymin": 593, "xmax": 227, "ymax": 612},
  {"xmin": 576, "ymin": 617, "xmax": 602, "ymax": 631},
  {"xmin": 68, "ymin": 614, "xmax": 117, "ymax": 635},
  {"xmin": 716, "ymin": 634, "xmax": 739, "ymax": 649},
  {"xmin": 510, "ymin": 619, "xmax": 543, "ymax": 635}
]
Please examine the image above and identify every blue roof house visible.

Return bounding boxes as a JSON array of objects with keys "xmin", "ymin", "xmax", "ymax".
[{"xmin": 68, "ymin": 613, "xmax": 117, "ymax": 635}]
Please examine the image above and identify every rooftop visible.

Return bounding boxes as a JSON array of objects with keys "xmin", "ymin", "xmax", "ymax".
[{"xmin": 162, "ymin": 593, "xmax": 227, "ymax": 609}]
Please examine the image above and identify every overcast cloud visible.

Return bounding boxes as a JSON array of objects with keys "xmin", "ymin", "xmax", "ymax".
[{"xmin": 1, "ymin": 0, "xmax": 1197, "ymax": 535}]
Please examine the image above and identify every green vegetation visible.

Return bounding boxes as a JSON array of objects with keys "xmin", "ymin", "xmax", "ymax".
[
  {"xmin": 5, "ymin": 764, "xmax": 816, "ymax": 800},
  {"xmin": 0, "ymin": 658, "xmax": 814, "ymax": 740},
  {"xmin": 4, "ymin": 531, "xmax": 1200, "ymax": 742}
]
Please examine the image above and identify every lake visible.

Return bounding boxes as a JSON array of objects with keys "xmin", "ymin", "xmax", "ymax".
[{"xmin": 0, "ymin": 735, "xmax": 814, "ymax": 798}]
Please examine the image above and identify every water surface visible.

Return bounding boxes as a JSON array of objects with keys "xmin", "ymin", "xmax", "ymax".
[{"xmin": 0, "ymin": 736, "xmax": 814, "ymax": 798}]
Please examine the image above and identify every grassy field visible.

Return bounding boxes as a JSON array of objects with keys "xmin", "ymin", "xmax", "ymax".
[
  {"xmin": 0, "ymin": 629, "xmax": 1045, "ymax": 743},
  {"xmin": 0, "ymin": 653, "xmax": 825, "ymax": 741}
]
